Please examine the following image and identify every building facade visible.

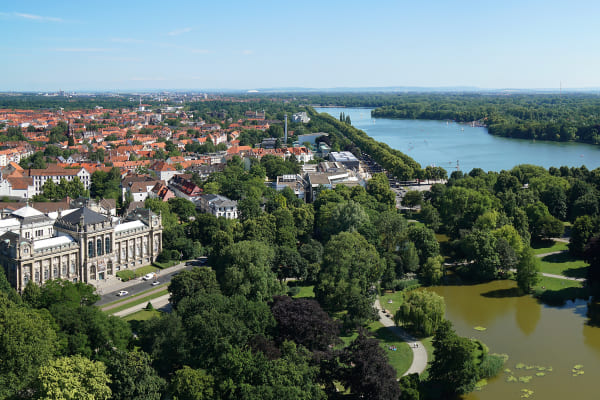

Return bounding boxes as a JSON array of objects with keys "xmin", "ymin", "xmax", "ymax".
[{"xmin": 0, "ymin": 205, "xmax": 162, "ymax": 292}]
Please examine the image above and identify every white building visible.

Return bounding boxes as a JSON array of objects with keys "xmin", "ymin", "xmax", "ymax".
[{"xmin": 196, "ymin": 194, "xmax": 238, "ymax": 219}]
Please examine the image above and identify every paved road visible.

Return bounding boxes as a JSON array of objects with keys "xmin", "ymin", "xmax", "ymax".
[
  {"xmin": 375, "ymin": 298, "xmax": 428, "ymax": 376},
  {"xmin": 112, "ymin": 294, "xmax": 172, "ymax": 317},
  {"xmin": 95, "ymin": 259, "xmax": 205, "ymax": 306}
]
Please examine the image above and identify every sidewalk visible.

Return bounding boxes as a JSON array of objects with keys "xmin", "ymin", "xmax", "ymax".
[
  {"xmin": 375, "ymin": 298, "xmax": 428, "ymax": 376},
  {"xmin": 94, "ymin": 262, "xmax": 188, "ymax": 295}
]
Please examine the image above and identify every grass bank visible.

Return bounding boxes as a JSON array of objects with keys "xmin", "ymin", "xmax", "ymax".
[
  {"xmin": 533, "ymin": 276, "xmax": 589, "ymax": 306},
  {"xmin": 104, "ymin": 289, "xmax": 169, "ymax": 315},
  {"xmin": 538, "ymin": 252, "xmax": 589, "ymax": 279}
]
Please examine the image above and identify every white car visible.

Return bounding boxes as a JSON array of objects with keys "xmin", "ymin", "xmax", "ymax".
[
  {"xmin": 142, "ymin": 273, "xmax": 156, "ymax": 281},
  {"xmin": 151, "ymin": 281, "xmax": 160, "ymax": 286},
  {"xmin": 117, "ymin": 290, "xmax": 129, "ymax": 296}
]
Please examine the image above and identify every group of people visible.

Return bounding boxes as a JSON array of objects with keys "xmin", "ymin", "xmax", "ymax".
[{"xmin": 388, "ymin": 345, "xmax": 398, "ymax": 351}]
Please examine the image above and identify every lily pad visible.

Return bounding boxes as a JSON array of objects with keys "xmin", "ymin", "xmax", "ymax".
[
  {"xmin": 521, "ymin": 389, "xmax": 534, "ymax": 399},
  {"xmin": 537, "ymin": 366, "xmax": 546, "ymax": 371},
  {"xmin": 536, "ymin": 372, "xmax": 545, "ymax": 376},
  {"xmin": 525, "ymin": 365, "xmax": 534, "ymax": 370},
  {"xmin": 507, "ymin": 375, "xmax": 518, "ymax": 383},
  {"xmin": 573, "ymin": 364, "xmax": 583, "ymax": 370},
  {"xmin": 519, "ymin": 376, "xmax": 533, "ymax": 383},
  {"xmin": 474, "ymin": 326, "xmax": 487, "ymax": 331},
  {"xmin": 504, "ymin": 368, "xmax": 512, "ymax": 373},
  {"xmin": 516, "ymin": 363, "xmax": 526, "ymax": 369}
]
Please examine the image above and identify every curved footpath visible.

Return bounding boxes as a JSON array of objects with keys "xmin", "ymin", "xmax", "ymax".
[
  {"xmin": 374, "ymin": 298, "xmax": 428, "ymax": 376},
  {"xmin": 534, "ymin": 250, "xmax": 586, "ymax": 282}
]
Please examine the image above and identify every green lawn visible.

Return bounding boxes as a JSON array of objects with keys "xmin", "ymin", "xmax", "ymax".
[
  {"xmin": 531, "ymin": 239, "xmax": 568, "ymax": 255},
  {"xmin": 122, "ymin": 309, "xmax": 161, "ymax": 322},
  {"xmin": 533, "ymin": 276, "xmax": 589, "ymax": 306},
  {"xmin": 153, "ymin": 259, "xmax": 180, "ymax": 269},
  {"xmin": 292, "ymin": 284, "xmax": 315, "ymax": 299},
  {"xmin": 105, "ymin": 289, "xmax": 169, "ymax": 315},
  {"xmin": 340, "ymin": 320, "xmax": 413, "ymax": 377},
  {"xmin": 538, "ymin": 252, "xmax": 588, "ymax": 279},
  {"xmin": 116, "ymin": 265, "xmax": 159, "ymax": 281},
  {"xmin": 379, "ymin": 291, "xmax": 405, "ymax": 314}
]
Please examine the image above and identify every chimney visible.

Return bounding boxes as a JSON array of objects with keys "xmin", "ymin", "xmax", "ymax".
[{"xmin": 284, "ymin": 114, "xmax": 288, "ymax": 146}]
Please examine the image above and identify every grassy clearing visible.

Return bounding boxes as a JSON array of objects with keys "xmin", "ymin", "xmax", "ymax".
[
  {"xmin": 533, "ymin": 276, "xmax": 589, "ymax": 306},
  {"xmin": 531, "ymin": 239, "xmax": 568, "ymax": 255},
  {"xmin": 291, "ymin": 284, "xmax": 315, "ymax": 299},
  {"xmin": 340, "ymin": 320, "xmax": 413, "ymax": 377},
  {"xmin": 380, "ymin": 291, "xmax": 405, "ymax": 314},
  {"xmin": 105, "ymin": 289, "xmax": 169, "ymax": 314},
  {"xmin": 538, "ymin": 252, "xmax": 588, "ymax": 279},
  {"xmin": 122, "ymin": 309, "xmax": 161, "ymax": 322}
]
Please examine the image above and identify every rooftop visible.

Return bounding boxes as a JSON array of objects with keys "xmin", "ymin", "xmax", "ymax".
[{"xmin": 33, "ymin": 235, "xmax": 75, "ymax": 251}]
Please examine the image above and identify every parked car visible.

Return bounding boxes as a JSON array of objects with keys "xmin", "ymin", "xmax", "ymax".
[
  {"xmin": 117, "ymin": 290, "xmax": 128, "ymax": 296},
  {"xmin": 142, "ymin": 273, "xmax": 156, "ymax": 281}
]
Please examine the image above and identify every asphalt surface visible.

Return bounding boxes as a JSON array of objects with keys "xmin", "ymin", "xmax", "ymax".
[{"xmin": 95, "ymin": 258, "xmax": 207, "ymax": 306}]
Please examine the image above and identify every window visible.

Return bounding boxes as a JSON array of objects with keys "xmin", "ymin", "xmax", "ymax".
[
  {"xmin": 25, "ymin": 232, "xmax": 30, "ymax": 239},
  {"xmin": 43, "ymin": 269, "xmax": 49, "ymax": 280},
  {"xmin": 35, "ymin": 270, "xmax": 40, "ymax": 282},
  {"xmin": 88, "ymin": 240, "xmax": 95, "ymax": 258},
  {"xmin": 105, "ymin": 237, "xmax": 111, "ymax": 254},
  {"xmin": 97, "ymin": 238, "xmax": 103, "ymax": 256},
  {"xmin": 52, "ymin": 267, "xmax": 57, "ymax": 277}
]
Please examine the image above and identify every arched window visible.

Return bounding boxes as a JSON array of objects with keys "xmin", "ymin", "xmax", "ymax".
[
  {"xmin": 88, "ymin": 240, "xmax": 95, "ymax": 258},
  {"xmin": 105, "ymin": 237, "xmax": 111, "ymax": 254},
  {"xmin": 97, "ymin": 238, "xmax": 103, "ymax": 256}
]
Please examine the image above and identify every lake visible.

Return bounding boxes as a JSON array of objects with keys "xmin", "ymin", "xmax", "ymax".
[
  {"xmin": 315, "ymin": 107, "xmax": 600, "ymax": 173},
  {"xmin": 428, "ymin": 281, "xmax": 599, "ymax": 400}
]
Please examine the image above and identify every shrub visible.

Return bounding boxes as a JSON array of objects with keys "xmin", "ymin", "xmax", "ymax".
[
  {"xmin": 145, "ymin": 302, "xmax": 154, "ymax": 311},
  {"xmin": 478, "ymin": 354, "xmax": 506, "ymax": 379}
]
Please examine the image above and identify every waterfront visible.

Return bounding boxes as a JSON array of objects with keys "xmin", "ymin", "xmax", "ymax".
[
  {"xmin": 428, "ymin": 281, "xmax": 599, "ymax": 400},
  {"xmin": 315, "ymin": 107, "xmax": 600, "ymax": 173}
]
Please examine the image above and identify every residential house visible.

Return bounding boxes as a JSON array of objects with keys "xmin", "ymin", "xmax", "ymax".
[{"xmin": 196, "ymin": 194, "xmax": 238, "ymax": 219}]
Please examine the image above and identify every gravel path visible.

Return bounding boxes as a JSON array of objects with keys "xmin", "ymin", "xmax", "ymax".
[{"xmin": 375, "ymin": 298, "xmax": 428, "ymax": 376}]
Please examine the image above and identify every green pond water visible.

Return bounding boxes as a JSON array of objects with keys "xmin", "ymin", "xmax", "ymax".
[{"xmin": 427, "ymin": 281, "xmax": 599, "ymax": 400}]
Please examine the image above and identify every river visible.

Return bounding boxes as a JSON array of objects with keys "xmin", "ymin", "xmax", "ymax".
[
  {"xmin": 429, "ymin": 281, "xmax": 599, "ymax": 400},
  {"xmin": 315, "ymin": 107, "xmax": 600, "ymax": 173}
]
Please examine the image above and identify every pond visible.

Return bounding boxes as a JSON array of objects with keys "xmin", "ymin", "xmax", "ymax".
[{"xmin": 427, "ymin": 281, "xmax": 599, "ymax": 400}]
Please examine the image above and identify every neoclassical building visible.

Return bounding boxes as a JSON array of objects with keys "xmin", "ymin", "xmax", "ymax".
[{"xmin": 0, "ymin": 205, "xmax": 162, "ymax": 292}]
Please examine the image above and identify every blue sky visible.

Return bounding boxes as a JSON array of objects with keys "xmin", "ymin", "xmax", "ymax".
[{"xmin": 2, "ymin": 0, "xmax": 599, "ymax": 91}]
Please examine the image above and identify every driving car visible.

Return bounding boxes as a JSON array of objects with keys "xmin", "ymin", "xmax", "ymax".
[
  {"xmin": 117, "ymin": 290, "xmax": 129, "ymax": 296},
  {"xmin": 142, "ymin": 273, "xmax": 156, "ymax": 281},
  {"xmin": 151, "ymin": 281, "xmax": 160, "ymax": 286}
]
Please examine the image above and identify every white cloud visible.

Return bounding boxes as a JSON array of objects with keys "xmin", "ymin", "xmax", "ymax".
[
  {"xmin": 242, "ymin": 49, "xmax": 253, "ymax": 55},
  {"xmin": 167, "ymin": 27, "xmax": 192, "ymax": 36},
  {"xmin": 0, "ymin": 12, "xmax": 63, "ymax": 22}
]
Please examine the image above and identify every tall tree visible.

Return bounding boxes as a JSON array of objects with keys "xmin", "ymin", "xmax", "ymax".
[{"xmin": 34, "ymin": 355, "xmax": 112, "ymax": 400}]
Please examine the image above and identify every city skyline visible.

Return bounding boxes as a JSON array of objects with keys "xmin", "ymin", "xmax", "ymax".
[{"xmin": 2, "ymin": 0, "xmax": 600, "ymax": 91}]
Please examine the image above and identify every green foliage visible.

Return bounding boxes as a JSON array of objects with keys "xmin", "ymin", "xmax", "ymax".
[
  {"xmin": 213, "ymin": 240, "xmax": 284, "ymax": 301},
  {"xmin": 370, "ymin": 93, "xmax": 600, "ymax": 145},
  {"xmin": 394, "ymin": 289, "xmax": 445, "ymax": 336},
  {"xmin": 429, "ymin": 320, "xmax": 479, "ymax": 396},
  {"xmin": 0, "ymin": 294, "xmax": 58, "ymax": 398},
  {"xmin": 516, "ymin": 248, "xmax": 541, "ymax": 293},
  {"xmin": 34, "ymin": 355, "xmax": 112, "ymax": 400},
  {"xmin": 169, "ymin": 267, "xmax": 221, "ymax": 309},
  {"xmin": 170, "ymin": 366, "xmax": 214, "ymax": 400},
  {"xmin": 315, "ymin": 231, "xmax": 382, "ymax": 322},
  {"xmin": 103, "ymin": 350, "xmax": 165, "ymax": 400}
]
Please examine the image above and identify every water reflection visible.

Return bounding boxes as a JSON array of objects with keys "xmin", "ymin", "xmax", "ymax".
[{"xmin": 515, "ymin": 294, "xmax": 541, "ymax": 336}]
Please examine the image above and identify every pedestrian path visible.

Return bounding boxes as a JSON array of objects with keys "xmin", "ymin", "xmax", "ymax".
[
  {"xmin": 375, "ymin": 298, "xmax": 428, "ymax": 376},
  {"xmin": 112, "ymin": 294, "xmax": 171, "ymax": 317}
]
